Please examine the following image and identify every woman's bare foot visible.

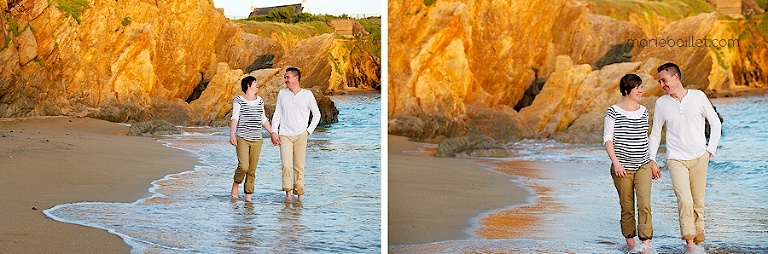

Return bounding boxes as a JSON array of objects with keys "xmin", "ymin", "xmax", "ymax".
[
  {"xmin": 245, "ymin": 193, "xmax": 252, "ymax": 202},
  {"xmin": 625, "ymin": 237, "xmax": 637, "ymax": 249},
  {"xmin": 231, "ymin": 182, "xmax": 239, "ymax": 199},
  {"xmin": 297, "ymin": 194, "xmax": 302, "ymax": 202}
]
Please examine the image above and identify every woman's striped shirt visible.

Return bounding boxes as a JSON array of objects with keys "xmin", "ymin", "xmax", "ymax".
[
  {"xmin": 231, "ymin": 95, "xmax": 268, "ymax": 141},
  {"xmin": 603, "ymin": 105, "xmax": 650, "ymax": 170}
]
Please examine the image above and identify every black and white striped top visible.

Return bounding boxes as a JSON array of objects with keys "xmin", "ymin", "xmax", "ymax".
[
  {"xmin": 603, "ymin": 105, "xmax": 650, "ymax": 170},
  {"xmin": 231, "ymin": 95, "xmax": 268, "ymax": 141}
]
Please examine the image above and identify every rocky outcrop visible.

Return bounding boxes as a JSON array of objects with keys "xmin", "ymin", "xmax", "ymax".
[
  {"xmin": 1, "ymin": 0, "xmax": 258, "ymax": 120},
  {"xmin": 334, "ymin": 42, "xmax": 381, "ymax": 92},
  {"xmin": 186, "ymin": 63, "xmax": 339, "ymax": 127},
  {"xmin": 633, "ymin": 13, "xmax": 719, "ymax": 91},
  {"xmin": 521, "ymin": 56, "xmax": 664, "ymax": 143},
  {"xmin": 273, "ymin": 33, "xmax": 380, "ymax": 94},
  {"xmin": 388, "ymin": 114, "xmax": 469, "ymax": 143},
  {"xmin": 127, "ymin": 119, "xmax": 182, "ymax": 136},
  {"xmin": 237, "ymin": 20, "xmax": 382, "ymax": 93},
  {"xmin": 435, "ymin": 134, "xmax": 511, "ymax": 158},
  {"xmin": 466, "ymin": 104, "xmax": 534, "ymax": 143},
  {"xmin": 189, "ymin": 63, "xmax": 245, "ymax": 126}
]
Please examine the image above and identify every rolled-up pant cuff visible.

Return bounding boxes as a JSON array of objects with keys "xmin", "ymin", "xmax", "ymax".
[{"xmin": 694, "ymin": 233, "xmax": 705, "ymax": 244}]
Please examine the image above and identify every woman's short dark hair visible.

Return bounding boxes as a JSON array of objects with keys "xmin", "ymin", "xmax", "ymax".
[
  {"xmin": 619, "ymin": 73, "xmax": 643, "ymax": 96},
  {"xmin": 241, "ymin": 76, "xmax": 256, "ymax": 93}
]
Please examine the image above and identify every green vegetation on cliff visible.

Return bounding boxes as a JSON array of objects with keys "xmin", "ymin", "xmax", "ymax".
[
  {"xmin": 757, "ymin": 13, "xmax": 768, "ymax": 38},
  {"xmin": 52, "ymin": 0, "xmax": 89, "ymax": 24},
  {"xmin": 358, "ymin": 18, "xmax": 382, "ymax": 59},
  {"xmin": 243, "ymin": 7, "xmax": 368, "ymax": 23},
  {"xmin": 586, "ymin": 0, "xmax": 714, "ymax": 22},
  {"xmin": 235, "ymin": 16, "xmax": 381, "ymax": 60},
  {"xmin": 757, "ymin": 0, "xmax": 768, "ymax": 10},
  {"xmin": 235, "ymin": 20, "xmax": 335, "ymax": 40}
]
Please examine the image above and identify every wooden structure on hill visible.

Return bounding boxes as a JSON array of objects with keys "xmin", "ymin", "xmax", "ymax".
[
  {"xmin": 709, "ymin": 0, "xmax": 741, "ymax": 15},
  {"xmin": 328, "ymin": 20, "xmax": 370, "ymax": 38},
  {"xmin": 248, "ymin": 3, "xmax": 304, "ymax": 17}
]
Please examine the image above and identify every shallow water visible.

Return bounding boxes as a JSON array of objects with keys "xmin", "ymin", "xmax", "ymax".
[
  {"xmin": 45, "ymin": 93, "xmax": 381, "ymax": 253},
  {"xmin": 392, "ymin": 94, "xmax": 768, "ymax": 253}
]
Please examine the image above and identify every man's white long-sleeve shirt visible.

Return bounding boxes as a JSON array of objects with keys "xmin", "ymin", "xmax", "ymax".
[
  {"xmin": 649, "ymin": 89, "xmax": 721, "ymax": 161},
  {"xmin": 271, "ymin": 88, "xmax": 321, "ymax": 136}
]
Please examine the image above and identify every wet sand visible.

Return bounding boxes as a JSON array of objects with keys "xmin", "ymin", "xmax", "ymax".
[
  {"xmin": 387, "ymin": 135, "xmax": 532, "ymax": 246},
  {"xmin": 0, "ymin": 117, "xmax": 197, "ymax": 253},
  {"xmin": 388, "ymin": 135, "xmax": 608, "ymax": 253}
]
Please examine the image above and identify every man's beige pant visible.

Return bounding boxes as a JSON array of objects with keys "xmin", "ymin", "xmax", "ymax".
[
  {"xmin": 279, "ymin": 132, "xmax": 308, "ymax": 195},
  {"xmin": 234, "ymin": 137, "xmax": 263, "ymax": 194},
  {"xmin": 611, "ymin": 162, "xmax": 654, "ymax": 240},
  {"xmin": 668, "ymin": 153, "xmax": 710, "ymax": 244}
]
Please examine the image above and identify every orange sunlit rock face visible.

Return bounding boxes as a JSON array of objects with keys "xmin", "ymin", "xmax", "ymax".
[
  {"xmin": 388, "ymin": 0, "xmax": 768, "ymax": 142},
  {"xmin": 1, "ymin": 0, "xmax": 379, "ymax": 124}
]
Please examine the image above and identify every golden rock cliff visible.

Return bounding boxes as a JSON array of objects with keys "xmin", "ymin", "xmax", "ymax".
[
  {"xmin": 389, "ymin": 0, "xmax": 768, "ymax": 143},
  {"xmin": 1, "ymin": 0, "xmax": 380, "ymax": 125},
  {"xmin": 389, "ymin": 0, "xmax": 649, "ymax": 142},
  {"xmin": 2, "ymin": 0, "xmax": 235, "ymax": 117}
]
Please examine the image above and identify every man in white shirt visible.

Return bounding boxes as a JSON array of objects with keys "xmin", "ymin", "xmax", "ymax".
[
  {"xmin": 649, "ymin": 63, "xmax": 721, "ymax": 252},
  {"xmin": 270, "ymin": 67, "xmax": 321, "ymax": 202}
]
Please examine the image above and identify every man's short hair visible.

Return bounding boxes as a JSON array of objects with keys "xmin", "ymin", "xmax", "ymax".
[
  {"xmin": 657, "ymin": 62, "xmax": 682, "ymax": 81},
  {"xmin": 286, "ymin": 67, "xmax": 301, "ymax": 81}
]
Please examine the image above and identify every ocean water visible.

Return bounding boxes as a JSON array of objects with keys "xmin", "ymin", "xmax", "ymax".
[
  {"xmin": 45, "ymin": 93, "xmax": 381, "ymax": 253},
  {"xmin": 392, "ymin": 94, "xmax": 768, "ymax": 253}
]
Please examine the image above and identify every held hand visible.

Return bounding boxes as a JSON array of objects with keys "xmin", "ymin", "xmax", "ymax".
[
  {"xmin": 614, "ymin": 164, "xmax": 627, "ymax": 178},
  {"xmin": 651, "ymin": 162, "xmax": 661, "ymax": 180},
  {"xmin": 270, "ymin": 132, "xmax": 280, "ymax": 146},
  {"xmin": 707, "ymin": 151, "xmax": 713, "ymax": 158},
  {"xmin": 229, "ymin": 135, "xmax": 237, "ymax": 146}
]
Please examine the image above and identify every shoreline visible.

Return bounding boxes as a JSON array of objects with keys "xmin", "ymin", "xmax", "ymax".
[
  {"xmin": 387, "ymin": 135, "xmax": 533, "ymax": 246},
  {"xmin": 0, "ymin": 117, "xmax": 198, "ymax": 253},
  {"xmin": 707, "ymin": 86, "xmax": 768, "ymax": 98},
  {"xmin": 388, "ymin": 135, "xmax": 607, "ymax": 252}
]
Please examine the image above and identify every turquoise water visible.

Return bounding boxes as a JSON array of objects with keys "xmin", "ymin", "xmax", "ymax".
[
  {"xmin": 392, "ymin": 94, "xmax": 768, "ymax": 253},
  {"xmin": 45, "ymin": 93, "xmax": 381, "ymax": 253}
]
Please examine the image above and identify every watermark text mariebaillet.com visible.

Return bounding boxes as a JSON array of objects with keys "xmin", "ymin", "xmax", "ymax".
[{"xmin": 627, "ymin": 36, "xmax": 739, "ymax": 48}]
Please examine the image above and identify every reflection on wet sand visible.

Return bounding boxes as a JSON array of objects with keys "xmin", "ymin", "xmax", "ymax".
[
  {"xmin": 474, "ymin": 161, "xmax": 568, "ymax": 239},
  {"xmin": 229, "ymin": 200, "xmax": 258, "ymax": 250},
  {"xmin": 276, "ymin": 201, "xmax": 305, "ymax": 252}
]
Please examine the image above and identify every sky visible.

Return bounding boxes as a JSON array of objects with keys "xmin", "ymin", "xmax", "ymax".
[{"xmin": 212, "ymin": 0, "xmax": 382, "ymax": 19}]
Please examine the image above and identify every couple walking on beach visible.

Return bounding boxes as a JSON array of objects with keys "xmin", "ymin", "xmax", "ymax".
[
  {"xmin": 228, "ymin": 67, "xmax": 321, "ymax": 203},
  {"xmin": 603, "ymin": 63, "xmax": 722, "ymax": 254}
]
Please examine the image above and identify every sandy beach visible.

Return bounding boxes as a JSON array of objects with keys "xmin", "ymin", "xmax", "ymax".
[
  {"xmin": 0, "ymin": 117, "xmax": 197, "ymax": 253},
  {"xmin": 387, "ymin": 135, "xmax": 532, "ymax": 246}
]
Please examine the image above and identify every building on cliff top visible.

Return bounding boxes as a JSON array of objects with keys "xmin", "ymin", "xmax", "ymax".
[
  {"xmin": 328, "ymin": 20, "xmax": 370, "ymax": 38},
  {"xmin": 249, "ymin": 0, "xmax": 306, "ymax": 17},
  {"xmin": 709, "ymin": 0, "xmax": 741, "ymax": 16}
]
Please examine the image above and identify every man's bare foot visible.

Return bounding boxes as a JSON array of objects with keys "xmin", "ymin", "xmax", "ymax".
[
  {"xmin": 684, "ymin": 243, "xmax": 704, "ymax": 254},
  {"xmin": 297, "ymin": 195, "xmax": 302, "ymax": 202},
  {"xmin": 245, "ymin": 194, "xmax": 252, "ymax": 202},
  {"xmin": 285, "ymin": 191, "xmax": 292, "ymax": 202}
]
